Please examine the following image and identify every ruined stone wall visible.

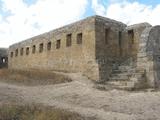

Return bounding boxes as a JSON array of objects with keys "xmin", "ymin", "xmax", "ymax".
[{"xmin": 8, "ymin": 16, "xmax": 99, "ymax": 80}]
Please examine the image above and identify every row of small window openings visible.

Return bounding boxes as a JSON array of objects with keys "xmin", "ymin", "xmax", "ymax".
[{"xmin": 11, "ymin": 33, "xmax": 82, "ymax": 58}]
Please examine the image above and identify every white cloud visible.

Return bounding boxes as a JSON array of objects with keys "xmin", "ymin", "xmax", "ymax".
[
  {"xmin": 0, "ymin": 0, "xmax": 88, "ymax": 47},
  {"xmin": 92, "ymin": 0, "xmax": 160, "ymax": 26},
  {"xmin": 92, "ymin": 0, "xmax": 105, "ymax": 16}
]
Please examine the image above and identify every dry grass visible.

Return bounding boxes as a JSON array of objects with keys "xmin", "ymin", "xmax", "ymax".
[
  {"xmin": 0, "ymin": 103, "xmax": 88, "ymax": 120},
  {"xmin": 0, "ymin": 69, "xmax": 72, "ymax": 86},
  {"xmin": 0, "ymin": 69, "xmax": 89, "ymax": 120}
]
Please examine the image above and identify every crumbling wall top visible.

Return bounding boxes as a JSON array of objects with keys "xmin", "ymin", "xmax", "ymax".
[
  {"xmin": 126, "ymin": 22, "xmax": 152, "ymax": 30},
  {"xmin": 95, "ymin": 15, "xmax": 127, "ymax": 28}
]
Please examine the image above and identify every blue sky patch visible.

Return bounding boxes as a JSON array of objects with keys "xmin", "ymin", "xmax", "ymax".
[{"xmin": 23, "ymin": 0, "xmax": 38, "ymax": 6}]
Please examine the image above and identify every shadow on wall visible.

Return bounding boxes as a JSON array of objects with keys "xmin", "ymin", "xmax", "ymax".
[{"xmin": 0, "ymin": 48, "xmax": 8, "ymax": 69}]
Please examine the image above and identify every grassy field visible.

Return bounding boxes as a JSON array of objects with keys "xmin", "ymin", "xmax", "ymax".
[
  {"xmin": 0, "ymin": 104, "xmax": 87, "ymax": 120},
  {"xmin": 0, "ymin": 69, "xmax": 72, "ymax": 86}
]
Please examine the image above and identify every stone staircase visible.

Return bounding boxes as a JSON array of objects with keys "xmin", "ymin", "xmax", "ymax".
[
  {"xmin": 106, "ymin": 64, "xmax": 136, "ymax": 90},
  {"xmin": 97, "ymin": 59, "xmax": 147, "ymax": 90}
]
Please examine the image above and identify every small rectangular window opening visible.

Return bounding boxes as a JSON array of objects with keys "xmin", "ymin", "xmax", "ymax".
[
  {"xmin": 1, "ymin": 57, "xmax": 6, "ymax": 63},
  {"xmin": 26, "ymin": 47, "xmax": 29, "ymax": 55},
  {"xmin": 47, "ymin": 42, "xmax": 51, "ymax": 51},
  {"xmin": 119, "ymin": 31, "xmax": 122, "ymax": 56},
  {"xmin": 66, "ymin": 34, "xmax": 72, "ymax": 47},
  {"xmin": 77, "ymin": 33, "xmax": 82, "ymax": 44},
  {"xmin": 105, "ymin": 29, "xmax": 109, "ymax": 44},
  {"xmin": 32, "ymin": 45, "xmax": 36, "ymax": 54},
  {"xmin": 39, "ymin": 43, "xmax": 43, "ymax": 53},
  {"xmin": 10, "ymin": 52, "xmax": 13, "ymax": 58},
  {"xmin": 56, "ymin": 40, "xmax": 61, "ymax": 49},
  {"xmin": 15, "ymin": 49, "xmax": 18, "ymax": 57},
  {"xmin": 20, "ymin": 48, "xmax": 24, "ymax": 56},
  {"xmin": 128, "ymin": 30, "xmax": 134, "ymax": 44},
  {"xmin": 119, "ymin": 31, "xmax": 122, "ymax": 46}
]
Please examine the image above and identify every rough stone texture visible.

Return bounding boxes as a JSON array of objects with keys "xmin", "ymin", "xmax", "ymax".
[
  {"xmin": 0, "ymin": 48, "xmax": 8, "ymax": 68},
  {"xmin": 9, "ymin": 16, "xmax": 99, "ymax": 81},
  {"xmin": 95, "ymin": 16, "xmax": 127, "ymax": 81},
  {"xmin": 137, "ymin": 26, "xmax": 160, "ymax": 88},
  {"xmin": 8, "ymin": 15, "xmax": 160, "ymax": 88},
  {"xmin": 126, "ymin": 23, "xmax": 152, "ymax": 61}
]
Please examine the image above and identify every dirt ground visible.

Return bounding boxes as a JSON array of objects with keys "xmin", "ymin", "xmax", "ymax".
[{"xmin": 0, "ymin": 70, "xmax": 160, "ymax": 120}]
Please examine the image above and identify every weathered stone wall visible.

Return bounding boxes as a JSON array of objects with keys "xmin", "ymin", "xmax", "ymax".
[
  {"xmin": 95, "ymin": 16, "xmax": 127, "ymax": 81},
  {"xmin": 0, "ymin": 48, "xmax": 8, "ymax": 68},
  {"xmin": 137, "ymin": 26, "xmax": 160, "ymax": 88},
  {"xmin": 8, "ymin": 16, "xmax": 99, "ymax": 80},
  {"xmin": 94, "ymin": 16, "xmax": 151, "ymax": 82},
  {"xmin": 126, "ymin": 23, "xmax": 152, "ymax": 61}
]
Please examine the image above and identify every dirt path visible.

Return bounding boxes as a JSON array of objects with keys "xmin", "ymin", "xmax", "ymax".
[{"xmin": 1, "ymin": 72, "xmax": 160, "ymax": 120}]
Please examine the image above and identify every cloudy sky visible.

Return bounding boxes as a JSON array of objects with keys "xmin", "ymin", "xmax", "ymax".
[{"xmin": 0, "ymin": 0, "xmax": 160, "ymax": 48}]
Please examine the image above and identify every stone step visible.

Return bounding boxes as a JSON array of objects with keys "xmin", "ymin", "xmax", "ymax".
[
  {"xmin": 131, "ymin": 72, "xmax": 144, "ymax": 78},
  {"xmin": 110, "ymin": 72, "xmax": 144, "ymax": 81},
  {"xmin": 135, "ymin": 68, "xmax": 146, "ymax": 73},
  {"xmin": 110, "ymin": 72, "xmax": 132, "ymax": 77},
  {"xmin": 109, "ymin": 76, "xmax": 129, "ymax": 81},
  {"xmin": 95, "ymin": 82, "xmax": 134, "ymax": 91},
  {"xmin": 107, "ymin": 81, "xmax": 128, "ymax": 86},
  {"xmin": 112, "ymin": 69, "xmax": 123, "ymax": 74},
  {"xmin": 117, "ymin": 66, "xmax": 145, "ymax": 73},
  {"xmin": 112, "ymin": 68, "xmax": 136, "ymax": 74},
  {"xmin": 115, "ymin": 85, "xmax": 135, "ymax": 91},
  {"xmin": 106, "ymin": 80, "xmax": 135, "ymax": 90},
  {"xmin": 118, "ymin": 65, "xmax": 133, "ymax": 71}
]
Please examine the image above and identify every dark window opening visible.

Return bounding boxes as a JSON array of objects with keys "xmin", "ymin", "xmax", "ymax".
[
  {"xmin": 119, "ymin": 31, "xmax": 122, "ymax": 56},
  {"xmin": 66, "ymin": 34, "xmax": 72, "ymax": 47},
  {"xmin": 15, "ymin": 49, "xmax": 18, "ymax": 57},
  {"xmin": 32, "ymin": 45, "xmax": 36, "ymax": 54},
  {"xmin": 119, "ymin": 31, "xmax": 122, "ymax": 46},
  {"xmin": 39, "ymin": 43, "xmax": 43, "ymax": 53},
  {"xmin": 20, "ymin": 48, "xmax": 23, "ymax": 56},
  {"xmin": 158, "ymin": 57, "xmax": 160, "ymax": 62},
  {"xmin": 1, "ymin": 57, "xmax": 6, "ymax": 63},
  {"xmin": 105, "ymin": 29, "xmax": 109, "ymax": 44},
  {"xmin": 128, "ymin": 30, "xmax": 134, "ymax": 44},
  {"xmin": 77, "ymin": 33, "xmax": 82, "ymax": 44},
  {"xmin": 56, "ymin": 40, "xmax": 61, "ymax": 49},
  {"xmin": 26, "ymin": 47, "xmax": 29, "ymax": 55},
  {"xmin": 10, "ymin": 52, "xmax": 13, "ymax": 58},
  {"xmin": 47, "ymin": 42, "xmax": 51, "ymax": 51}
]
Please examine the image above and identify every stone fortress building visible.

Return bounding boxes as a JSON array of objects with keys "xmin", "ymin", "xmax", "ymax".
[{"xmin": 8, "ymin": 15, "xmax": 160, "ymax": 89}]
